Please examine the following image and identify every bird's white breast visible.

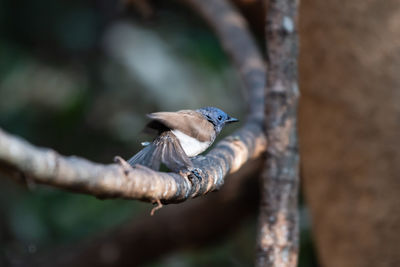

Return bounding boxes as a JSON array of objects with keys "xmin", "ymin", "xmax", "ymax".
[{"xmin": 172, "ymin": 130, "xmax": 211, "ymax": 157}]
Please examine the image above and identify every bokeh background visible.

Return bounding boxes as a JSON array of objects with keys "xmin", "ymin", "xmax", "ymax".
[
  {"xmin": 0, "ymin": 0, "xmax": 317, "ymax": 266},
  {"xmin": 4, "ymin": 0, "xmax": 399, "ymax": 266},
  {"xmin": 5, "ymin": 0, "xmax": 400, "ymax": 266}
]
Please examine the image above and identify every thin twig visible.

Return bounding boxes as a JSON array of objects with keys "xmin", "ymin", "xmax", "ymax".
[{"xmin": 150, "ymin": 199, "xmax": 163, "ymax": 216}]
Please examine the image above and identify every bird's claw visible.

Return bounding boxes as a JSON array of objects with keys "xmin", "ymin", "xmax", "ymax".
[{"xmin": 188, "ymin": 168, "xmax": 203, "ymax": 183}]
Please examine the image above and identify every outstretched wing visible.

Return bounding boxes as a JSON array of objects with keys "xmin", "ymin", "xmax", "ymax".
[
  {"xmin": 127, "ymin": 143, "xmax": 162, "ymax": 170},
  {"xmin": 128, "ymin": 131, "xmax": 193, "ymax": 172},
  {"xmin": 146, "ymin": 110, "xmax": 214, "ymax": 142}
]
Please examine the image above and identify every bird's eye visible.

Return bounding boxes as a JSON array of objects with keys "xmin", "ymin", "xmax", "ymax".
[{"xmin": 218, "ymin": 115, "xmax": 222, "ymax": 121}]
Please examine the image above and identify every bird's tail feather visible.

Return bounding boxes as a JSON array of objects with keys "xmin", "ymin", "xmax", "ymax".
[
  {"xmin": 127, "ymin": 143, "xmax": 162, "ymax": 170},
  {"xmin": 127, "ymin": 131, "xmax": 193, "ymax": 172}
]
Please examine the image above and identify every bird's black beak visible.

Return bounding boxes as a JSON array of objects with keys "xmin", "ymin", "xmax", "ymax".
[{"xmin": 226, "ymin": 117, "xmax": 239, "ymax": 123}]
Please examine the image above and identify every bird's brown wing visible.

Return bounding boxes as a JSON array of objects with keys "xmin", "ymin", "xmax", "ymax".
[{"xmin": 146, "ymin": 110, "xmax": 214, "ymax": 142}]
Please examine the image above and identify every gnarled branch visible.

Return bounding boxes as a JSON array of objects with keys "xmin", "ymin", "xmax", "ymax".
[{"xmin": 0, "ymin": 0, "xmax": 266, "ymax": 206}]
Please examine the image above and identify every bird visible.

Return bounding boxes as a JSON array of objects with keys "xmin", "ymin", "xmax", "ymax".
[{"xmin": 127, "ymin": 107, "xmax": 238, "ymax": 175}]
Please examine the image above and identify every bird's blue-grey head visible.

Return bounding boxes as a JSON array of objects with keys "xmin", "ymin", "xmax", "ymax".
[{"xmin": 197, "ymin": 107, "xmax": 239, "ymax": 134}]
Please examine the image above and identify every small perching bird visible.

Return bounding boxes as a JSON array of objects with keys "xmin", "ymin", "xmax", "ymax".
[{"xmin": 128, "ymin": 107, "xmax": 238, "ymax": 176}]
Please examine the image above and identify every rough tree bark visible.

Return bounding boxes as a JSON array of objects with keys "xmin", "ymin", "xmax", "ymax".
[
  {"xmin": 256, "ymin": 0, "xmax": 300, "ymax": 266},
  {"xmin": 0, "ymin": 125, "xmax": 264, "ymax": 205}
]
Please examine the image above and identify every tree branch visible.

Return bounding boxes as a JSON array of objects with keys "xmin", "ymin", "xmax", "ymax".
[
  {"xmin": 32, "ymin": 159, "xmax": 262, "ymax": 267},
  {"xmin": 0, "ymin": 0, "xmax": 266, "ymax": 206},
  {"xmin": 185, "ymin": 0, "xmax": 265, "ymax": 123},
  {"xmin": 256, "ymin": 0, "xmax": 300, "ymax": 266}
]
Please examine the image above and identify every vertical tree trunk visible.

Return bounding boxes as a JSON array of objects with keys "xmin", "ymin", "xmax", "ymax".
[
  {"xmin": 256, "ymin": 0, "xmax": 300, "ymax": 266},
  {"xmin": 299, "ymin": 0, "xmax": 400, "ymax": 266}
]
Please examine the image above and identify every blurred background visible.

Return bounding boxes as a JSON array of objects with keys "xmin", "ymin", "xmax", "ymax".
[
  {"xmin": 3, "ymin": 0, "xmax": 399, "ymax": 266},
  {"xmin": 0, "ymin": 0, "xmax": 316, "ymax": 266}
]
